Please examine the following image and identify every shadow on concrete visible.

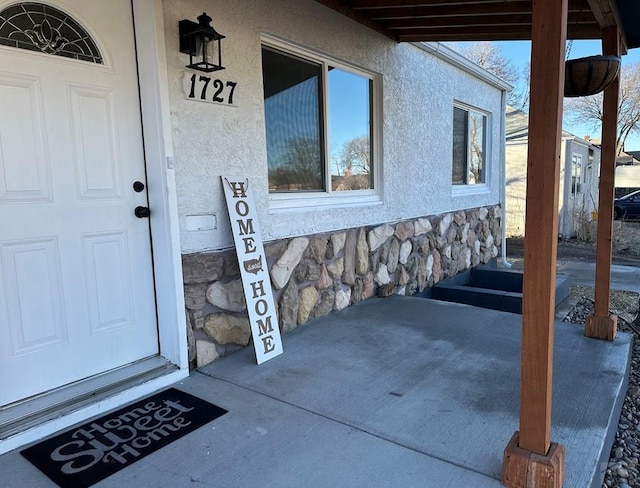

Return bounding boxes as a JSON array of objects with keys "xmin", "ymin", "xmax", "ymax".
[{"xmin": 0, "ymin": 296, "xmax": 631, "ymax": 487}]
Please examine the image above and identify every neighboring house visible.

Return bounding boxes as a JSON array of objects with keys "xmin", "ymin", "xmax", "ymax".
[
  {"xmin": 0, "ymin": 0, "xmax": 510, "ymax": 451},
  {"xmin": 615, "ymin": 151, "xmax": 640, "ymax": 197},
  {"xmin": 616, "ymin": 164, "xmax": 640, "ymax": 197},
  {"xmin": 616, "ymin": 151, "xmax": 640, "ymax": 166},
  {"xmin": 505, "ymin": 107, "xmax": 601, "ymax": 238}
]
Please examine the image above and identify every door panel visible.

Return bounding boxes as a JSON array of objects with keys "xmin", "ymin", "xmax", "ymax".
[
  {"xmin": 2, "ymin": 238, "xmax": 67, "ymax": 356},
  {"xmin": 0, "ymin": 0, "xmax": 158, "ymax": 407},
  {"xmin": 0, "ymin": 73, "xmax": 51, "ymax": 202},
  {"xmin": 69, "ymin": 84, "xmax": 121, "ymax": 199}
]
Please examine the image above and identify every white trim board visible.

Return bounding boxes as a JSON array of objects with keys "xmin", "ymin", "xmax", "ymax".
[{"xmin": 132, "ymin": 0, "xmax": 187, "ymax": 370}]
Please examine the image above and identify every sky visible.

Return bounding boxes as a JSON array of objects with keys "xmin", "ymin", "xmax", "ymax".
[{"xmin": 492, "ymin": 40, "xmax": 640, "ymax": 151}]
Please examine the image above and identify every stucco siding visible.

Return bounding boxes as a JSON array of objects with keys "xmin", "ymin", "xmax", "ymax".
[
  {"xmin": 505, "ymin": 143, "xmax": 528, "ymax": 237},
  {"xmin": 162, "ymin": 0, "xmax": 504, "ymax": 253}
]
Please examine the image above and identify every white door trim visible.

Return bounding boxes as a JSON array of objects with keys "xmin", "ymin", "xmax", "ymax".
[
  {"xmin": 132, "ymin": 0, "xmax": 187, "ymax": 368},
  {"xmin": 0, "ymin": 0, "xmax": 187, "ymax": 455}
]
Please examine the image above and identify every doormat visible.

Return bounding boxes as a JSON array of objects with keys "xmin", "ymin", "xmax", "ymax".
[{"xmin": 21, "ymin": 388, "xmax": 227, "ymax": 488}]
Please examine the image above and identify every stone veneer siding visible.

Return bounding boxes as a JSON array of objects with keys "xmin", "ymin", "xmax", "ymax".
[{"xmin": 182, "ymin": 205, "xmax": 502, "ymax": 368}]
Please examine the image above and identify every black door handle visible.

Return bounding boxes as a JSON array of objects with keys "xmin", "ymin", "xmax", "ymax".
[{"xmin": 134, "ymin": 206, "xmax": 150, "ymax": 218}]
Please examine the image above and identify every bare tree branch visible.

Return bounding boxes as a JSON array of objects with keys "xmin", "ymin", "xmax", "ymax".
[
  {"xmin": 565, "ymin": 62, "xmax": 640, "ymax": 155},
  {"xmin": 454, "ymin": 41, "xmax": 526, "ymax": 109}
]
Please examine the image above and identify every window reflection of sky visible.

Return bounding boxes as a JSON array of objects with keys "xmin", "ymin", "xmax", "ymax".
[{"xmin": 328, "ymin": 68, "xmax": 370, "ymax": 167}]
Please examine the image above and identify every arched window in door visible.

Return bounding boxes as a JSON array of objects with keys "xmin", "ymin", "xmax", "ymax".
[{"xmin": 0, "ymin": 2, "xmax": 102, "ymax": 63}]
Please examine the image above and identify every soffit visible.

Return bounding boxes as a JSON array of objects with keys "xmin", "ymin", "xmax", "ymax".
[{"xmin": 314, "ymin": 0, "xmax": 639, "ymax": 49}]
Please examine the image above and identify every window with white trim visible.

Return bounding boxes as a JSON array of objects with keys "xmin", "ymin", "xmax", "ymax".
[
  {"xmin": 571, "ymin": 154, "xmax": 583, "ymax": 194},
  {"xmin": 452, "ymin": 105, "xmax": 488, "ymax": 186},
  {"xmin": 261, "ymin": 40, "xmax": 378, "ymax": 203}
]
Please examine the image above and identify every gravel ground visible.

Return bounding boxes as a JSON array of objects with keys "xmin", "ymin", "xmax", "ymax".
[{"xmin": 563, "ymin": 295, "xmax": 640, "ymax": 488}]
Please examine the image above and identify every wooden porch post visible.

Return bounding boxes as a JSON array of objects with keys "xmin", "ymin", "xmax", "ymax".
[
  {"xmin": 585, "ymin": 26, "xmax": 620, "ymax": 341},
  {"xmin": 502, "ymin": 0, "xmax": 567, "ymax": 485}
]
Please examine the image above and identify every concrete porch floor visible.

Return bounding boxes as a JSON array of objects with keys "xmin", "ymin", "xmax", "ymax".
[{"xmin": 0, "ymin": 296, "xmax": 632, "ymax": 487}]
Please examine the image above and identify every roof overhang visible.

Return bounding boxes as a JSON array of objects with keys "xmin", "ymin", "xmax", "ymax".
[
  {"xmin": 615, "ymin": 0, "xmax": 640, "ymax": 50},
  {"xmin": 313, "ymin": 0, "xmax": 639, "ymax": 51}
]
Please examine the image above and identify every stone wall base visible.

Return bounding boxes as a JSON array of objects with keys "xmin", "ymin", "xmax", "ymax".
[{"xmin": 182, "ymin": 206, "xmax": 502, "ymax": 369}]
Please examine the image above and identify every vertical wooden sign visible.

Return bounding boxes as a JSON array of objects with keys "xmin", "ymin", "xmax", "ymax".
[{"xmin": 221, "ymin": 177, "xmax": 283, "ymax": 364}]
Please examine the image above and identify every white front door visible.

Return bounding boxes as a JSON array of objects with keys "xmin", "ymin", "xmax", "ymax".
[{"xmin": 0, "ymin": 0, "xmax": 158, "ymax": 407}]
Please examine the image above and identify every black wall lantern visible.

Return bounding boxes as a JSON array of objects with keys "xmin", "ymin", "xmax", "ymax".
[{"xmin": 179, "ymin": 12, "xmax": 225, "ymax": 73}]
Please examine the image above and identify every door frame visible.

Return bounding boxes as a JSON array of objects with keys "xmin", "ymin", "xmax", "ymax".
[{"xmin": 1, "ymin": 0, "xmax": 188, "ymax": 454}]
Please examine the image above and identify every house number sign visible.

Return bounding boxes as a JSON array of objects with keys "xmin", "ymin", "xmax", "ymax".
[
  {"xmin": 221, "ymin": 176, "xmax": 283, "ymax": 364},
  {"xmin": 183, "ymin": 72, "xmax": 238, "ymax": 106}
]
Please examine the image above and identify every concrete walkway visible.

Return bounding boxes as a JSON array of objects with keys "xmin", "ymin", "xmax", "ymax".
[
  {"xmin": 0, "ymin": 293, "xmax": 631, "ymax": 487},
  {"xmin": 556, "ymin": 260, "xmax": 640, "ymax": 295},
  {"xmin": 503, "ymin": 257, "xmax": 640, "ymax": 295}
]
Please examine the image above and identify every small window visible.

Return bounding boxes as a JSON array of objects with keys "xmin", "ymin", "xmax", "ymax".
[
  {"xmin": 452, "ymin": 106, "xmax": 487, "ymax": 186},
  {"xmin": 571, "ymin": 154, "xmax": 583, "ymax": 194},
  {"xmin": 261, "ymin": 41, "xmax": 377, "ymax": 201}
]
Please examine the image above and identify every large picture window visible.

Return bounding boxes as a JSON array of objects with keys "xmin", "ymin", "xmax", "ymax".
[
  {"xmin": 452, "ymin": 105, "xmax": 488, "ymax": 186},
  {"xmin": 262, "ymin": 42, "xmax": 377, "ymax": 198}
]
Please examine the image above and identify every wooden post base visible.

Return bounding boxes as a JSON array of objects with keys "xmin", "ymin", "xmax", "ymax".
[
  {"xmin": 585, "ymin": 314, "xmax": 617, "ymax": 341},
  {"xmin": 503, "ymin": 431, "xmax": 565, "ymax": 488}
]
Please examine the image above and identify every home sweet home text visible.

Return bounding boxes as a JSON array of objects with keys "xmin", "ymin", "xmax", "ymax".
[{"xmin": 222, "ymin": 177, "xmax": 283, "ymax": 364}]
